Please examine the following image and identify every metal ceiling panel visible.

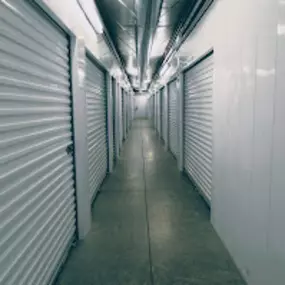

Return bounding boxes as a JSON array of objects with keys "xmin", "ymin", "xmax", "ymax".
[
  {"xmin": 94, "ymin": 0, "xmax": 213, "ymax": 91},
  {"xmin": 95, "ymin": 0, "xmax": 136, "ymax": 65}
]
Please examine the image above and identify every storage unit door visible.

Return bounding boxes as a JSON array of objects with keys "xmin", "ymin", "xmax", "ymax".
[
  {"xmin": 126, "ymin": 94, "xmax": 129, "ymax": 133},
  {"xmin": 122, "ymin": 90, "xmax": 126, "ymax": 139},
  {"xmin": 154, "ymin": 94, "xmax": 157, "ymax": 129},
  {"xmin": 112, "ymin": 78, "xmax": 116, "ymax": 163},
  {"xmin": 130, "ymin": 95, "xmax": 133, "ymax": 126},
  {"xmin": 160, "ymin": 90, "xmax": 163, "ymax": 140},
  {"xmin": 119, "ymin": 89, "xmax": 123, "ymax": 146},
  {"xmin": 0, "ymin": 1, "xmax": 76, "ymax": 284},
  {"xmin": 148, "ymin": 97, "xmax": 153, "ymax": 121},
  {"xmin": 129, "ymin": 96, "xmax": 132, "ymax": 127},
  {"xmin": 168, "ymin": 79, "xmax": 178, "ymax": 157},
  {"xmin": 152, "ymin": 95, "xmax": 155, "ymax": 127},
  {"xmin": 131, "ymin": 96, "xmax": 134, "ymax": 121},
  {"xmin": 122, "ymin": 90, "xmax": 124, "ymax": 139},
  {"xmin": 127, "ymin": 95, "xmax": 130, "ymax": 131},
  {"xmin": 161, "ymin": 87, "xmax": 167, "ymax": 142},
  {"xmin": 86, "ymin": 56, "xmax": 107, "ymax": 201},
  {"xmin": 157, "ymin": 92, "xmax": 161, "ymax": 135},
  {"xmin": 126, "ymin": 95, "xmax": 129, "ymax": 129},
  {"xmin": 184, "ymin": 53, "xmax": 214, "ymax": 204}
]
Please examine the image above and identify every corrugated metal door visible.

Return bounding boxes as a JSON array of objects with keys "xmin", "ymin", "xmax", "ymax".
[
  {"xmin": 131, "ymin": 96, "xmax": 134, "ymax": 122},
  {"xmin": 157, "ymin": 91, "xmax": 161, "ymax": 136},
  {"xmin": 147, "ymin": 96, "xmax": 152, "ymax": 121},
  {"xmin": 122, "ymin": 90, "xmax": 126, "ymax": 139},
  {"xmin": 129, "ymin": 95, "xmax": 133, "ymax": 127},
  {"xmin": 184, "ymin": 52, "xmax": 214, "ymax": 204},
  {"xmin": 126, "ymin": 93, "xmax": 129, "ymax": 134},
  {"xmin": 168, "ymin": 79, "xmax": 178, "ymax": 157},
  {"xmin": 160, "ymin": 89, "xmax": 163, "ymax": 141},
  {"xmin": 127, "ymin": 94, "xmax": 130, "ymax": 133},
  {"xmin": 0, "ymin": 1, "xmax": 76, "ymax": 284},
  {"xmin": 126, "ymin": 94, "xmax": 129, "ymax": 130},
  {"xmin": 127, "ymin": 95, "xmax": 130, "ymax": 127},
  {"xmin": 149, "ymin": 95, "xmax": 154, "ymax": 126},
  {"xmin": 154, "ymin": 93, "xmax": 157, "ymax": 129},
  {"xmin": 112, "ymin": 78, "xmax": 116, "ymax": 163},
  {"xmin": 161, "ymin": 87, "xmax": 167, "ymax": 142},
  {"xmin": 86, "ymin": 56, "xmax": 107, "ymax": 201},
  {"xmin": 151, "ymin": 95, "xmax": 156, "ymax": 128},
  {"xmin": 121, "ymin": 90, "xmax": 124, "ymax": 139},
  {"xmin": 119, "ymin": 88, "xmax": 123, "ymax": 147}
]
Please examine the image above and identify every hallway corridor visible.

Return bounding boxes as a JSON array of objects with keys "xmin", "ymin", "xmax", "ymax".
[{"xmin": 56, "ymin": 120, "xmax": 245, "ymax": 285}]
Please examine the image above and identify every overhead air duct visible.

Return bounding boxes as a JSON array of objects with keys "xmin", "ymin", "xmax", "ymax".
[
  {"xmin": 152, "ymin": 0, "xmax": 214, "ymax": 83},
  {"xmin": 136, "ymin": 0, "xmax": 163, "ymax": 89}
]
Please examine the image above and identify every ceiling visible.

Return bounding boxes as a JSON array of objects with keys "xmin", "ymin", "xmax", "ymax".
[{"xmin": 94, "ymin": 0, "xmax": 213, "ymax": 92}]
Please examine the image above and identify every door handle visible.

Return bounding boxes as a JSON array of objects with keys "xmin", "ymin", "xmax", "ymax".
[{"xmin": 66, "ymin": 144, "xmax": 74, "ymax": 156}]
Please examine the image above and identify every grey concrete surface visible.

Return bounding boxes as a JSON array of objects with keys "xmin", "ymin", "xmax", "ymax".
[{"xmin": 56, "ymin": 119, "xmax": 245, "ymax": 285}]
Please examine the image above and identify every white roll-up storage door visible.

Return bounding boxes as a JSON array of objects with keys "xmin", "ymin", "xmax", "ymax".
[
  {"xmin": 161, "ymin": 87, "xmax": 167, "ymax": 143},
  {"xmin": 154, "ymin": 94, "xmax": 157, "ymax": 130},
  {"xmin": 151, "ymin": 95, "xmax": 155, "ymax": 127},
  {"xmin": 126, "ymin": 94, "xmax": 128, "ymax": 134},
  {"xmin": 119, "ymin": 88, "xmax": 123, "ymax": 147},
  {"xmin": 126, "ymin": 94, "xmax": 129, "ymax": 133},
  {"xmin": 148, "ymin": 95, "xmax": 154, "ymax": 127},
  {"xmin": 121, "ymin": 90, "xmax": 124, "ymax": 139},
  {"xmin": 156, "ymin": 92, "xmax": 159, "ymax": 132},
  {"xmin": 122, "ymin": 90, "xmax": 126, "ymax": 139},
  {"xmin": 0, "ymin": 1, "xmax": 76, "ymax": 284},
  {"xmin": 184, "ymin": 52, "xmax": 214, "ymax": 204},
  {"xmin": 112, "ymin": 78, "xmax": 116, "ymax": 163},
  {"xmin": 168, "ymin": 79, "xmax": 178, "ymax": 157},
  {"xmin": 131, "ymin": 96, "xmax": 134, "ymax": 122},
  {"xmin": 159, "ymin": 89, "xmax": 163, "ymax": 141},
  {"xmin": 86, "ymin": 56, "xmax": 107, "ymax": 201},
  {"xmin": 129, "ymin": 94, "xmax": 133, "ymax": 127},
  {"xmin": 147, "ymin": 96, "xmax": 152, "ymax": 121},
  {"xmin": 157, "ymin": 91, "xmax": 161, "ymax": 136}
]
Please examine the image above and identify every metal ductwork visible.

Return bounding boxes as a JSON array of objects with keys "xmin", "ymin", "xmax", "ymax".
[
  {"xmin": 152, "ymin": 0, "xmax": 214, "ymax": 83},
  {"xmin": 136, "ymin": 0, "xmax": 163, "ymax": 88},
  {"xmin": 89, "ymin": 0, "xmax": 213, "ymax": 92}
]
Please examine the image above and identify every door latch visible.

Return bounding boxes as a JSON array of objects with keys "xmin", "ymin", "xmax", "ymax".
[{"xmin": 66, "ymin": 144, "xmax": 74, "ymax": 156}]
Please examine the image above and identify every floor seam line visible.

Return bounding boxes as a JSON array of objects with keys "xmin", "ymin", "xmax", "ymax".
[{"xmin": 141, "ymin": 128, "xmax": 154, "ymax": 285}]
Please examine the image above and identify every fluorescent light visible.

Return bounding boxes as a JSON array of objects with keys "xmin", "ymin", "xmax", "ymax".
[{"xmin": 78, "ymin": 0, "xmax": 104, "ymax": 34}]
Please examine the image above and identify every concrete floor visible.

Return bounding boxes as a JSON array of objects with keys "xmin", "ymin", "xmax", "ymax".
[{"xmin": 56, "ymin": 120, "xmax": 245, "ymax": 285}]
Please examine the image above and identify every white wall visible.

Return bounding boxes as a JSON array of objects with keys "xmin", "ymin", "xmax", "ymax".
[
  {"xmin": 134, "ymin": 95, "xmax": 149, "ymax": 119},
  {"xmin": 179, "ymin": 1, "xmax": 285, "ymax": 284}
]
